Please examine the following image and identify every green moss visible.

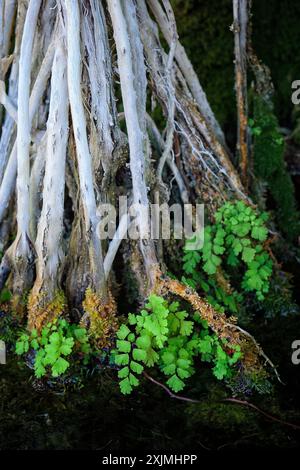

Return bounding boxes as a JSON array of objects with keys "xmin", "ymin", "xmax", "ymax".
[
  {"xmin": 82, "ymin": 288, "xmax": 118, "ymax": 349},
  {"xmin": 27, "ymin": 290, "xmax": 67, "ymax": 332},
  {"xmin": 252, "ymin": 95, "xmax": 300, "ymax": 240}
]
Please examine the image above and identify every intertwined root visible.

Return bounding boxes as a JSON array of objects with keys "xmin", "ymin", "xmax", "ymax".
[{"xmin": 0, "ymin": 0, "xmax": 273, "ymax": 386}]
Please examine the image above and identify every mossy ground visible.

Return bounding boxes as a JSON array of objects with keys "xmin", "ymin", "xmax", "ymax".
[{"xmin": 0, "ymin": 311, "xmax": 300, "ymax": 450}]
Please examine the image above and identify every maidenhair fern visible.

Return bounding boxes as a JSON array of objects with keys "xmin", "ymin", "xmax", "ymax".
[
  {"xmin": 16, "ymin": 318, "xmax": 91, "ymax": 378},
  {"xmin": 182, "ymin": 201, "xmax": 273, "ymax": 309},
  {"xmin": 113, "ymin": 295, "xmax": 241, "ymax": 395}
]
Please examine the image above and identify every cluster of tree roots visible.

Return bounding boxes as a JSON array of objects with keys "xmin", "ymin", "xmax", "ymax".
[{"xmin": 0, "ymin": 0, "xmax": 277, "ymax": 380}]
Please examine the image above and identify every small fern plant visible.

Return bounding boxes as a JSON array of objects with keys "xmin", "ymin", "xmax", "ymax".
[
  {"xmin": 182, "ymin": 201, "xmax": 273, "ymax": 306},
  {"xmin": 16, "ymin": 318, "xmax": 91, "ymax": 378},
  {"xmin": 113, "ymin": 295, "xmax": 241, "ymax": 395}
]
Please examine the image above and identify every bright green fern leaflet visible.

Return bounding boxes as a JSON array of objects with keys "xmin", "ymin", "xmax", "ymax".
[
  {"xmin": 183, "ymin": 201, "xmax": 273, "ymax": 306},
  {"xmin": 16, "ymin": 318, "xmax": 91, "ymax": 378},
  {"xmin": 113, "ymin": 295, "xmax": 241, "ymax": 395}
]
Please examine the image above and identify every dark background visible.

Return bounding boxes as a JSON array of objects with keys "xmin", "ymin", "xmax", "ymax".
[{"xmin": 173, "ymin": 0, "xmax": 300, "ymax": 137}]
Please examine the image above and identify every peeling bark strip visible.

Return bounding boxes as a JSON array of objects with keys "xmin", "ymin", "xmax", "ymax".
[
  {"xmin": 27, "ymin": 33, "xmax": 69, "ymax": 328},
  {"xmin": 232, "ymin": 0, "xmax": 249, "ymax": 187},
  {"xmin": 107, "ymin": 0, "xmax": 159, "ymax": 289},
  {"xmin": 81, "ymin": 0, "xmax": 116, "ymax": 175},
  {"xmin": 30, "ymin": 40, "xmax": 68, "ymax": 309},
  {"xmin": 17, "ymin": 0, "xmax": 42, "ymax": 236},
  {"xmin": 66, "ymin": 0, "xmax": 105, "ymax": 296},
  {"xmin": 29, "ymin": 131, "xmax": 46, "ymax": 241}
]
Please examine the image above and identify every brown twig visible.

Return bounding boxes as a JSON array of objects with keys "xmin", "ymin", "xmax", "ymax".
[
  {"xmin": 143, "ymin": 371, "xmax": 300, "ymax": 431},
  {"xmin": 222, "ymin": 398, "xmax": 300, "ymax": 430},
  {"xmin": 224, "ymin": 321, "xmax": 283, "ymax": 385},
  {"xmin": 143, "ymin": 371, "xmax": 200, "ymax": 403},
  {"xmin": 217, "ymin": 432, "xmax": 259, "ymax": 450}
]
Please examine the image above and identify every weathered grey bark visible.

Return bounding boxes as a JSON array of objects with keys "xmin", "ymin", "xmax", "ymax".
[
  {"xmin": 0, "ymin": 0, "xmax": 23, "ymax": 185},
  {"xmin": 148, "ymin": 0, "xmax": 228, "ymax": 151},
  {"xmin": 108, "ymin": 0, "xmax": 159, "ymax": 290},
  {"xmin": 81, "ymin": 0, "xmax": 117, "ymax": 178},
  {"xmin": 29, "ymin": 131, "xmax": 46, "ymax": 241},
  {"xmin": 66, "ymin": 0, "xmax": 106, "ymax": 297},
  {"xmin": 16, "ymin": 0, "xmax": 42, "ymax": 237},
  {"xmin": 137, "ymin": 0, "xmax": 247, "ymax": 204},
  {"xmin": 7, "ymin": 0, "xmax": 42, "ymax": 303},
  {"xmin": 0, "ymin": 0, "xmax": 16, "ymax": 59},
  {"xmin": 0, "ymin": 0, "xmax": 16, "ymax": 130},
  {"xmin": 146, "ymin": 113, "xmax": 189, "ymax": 205},
  {"xmin": 232, "ymin": 0, "xmax": 249, "ymax": 187},
  {"xmin": 0, "ymin": 32, "xmax": 56, "ymax": 223},
  {"xmin": 28, "ymin": 38, "xmax": 69, "ymax": 327}
]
